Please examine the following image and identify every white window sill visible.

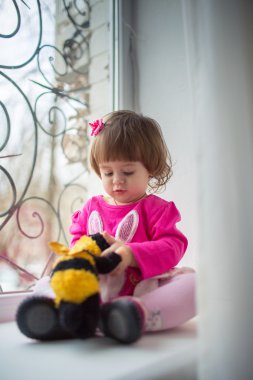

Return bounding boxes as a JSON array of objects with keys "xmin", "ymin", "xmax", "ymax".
[
  {"xmin": 0, "ymin": 317, "xmax": 198, "ymax": 380},
  {"xmin": 0, "ymin": 291, "xmax": 33, "ymax": 323}
]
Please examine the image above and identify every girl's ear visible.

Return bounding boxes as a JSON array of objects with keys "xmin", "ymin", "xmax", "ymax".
[{"xmin": 115, "ymin": 210, "xmax": 139, "ymax": 242}]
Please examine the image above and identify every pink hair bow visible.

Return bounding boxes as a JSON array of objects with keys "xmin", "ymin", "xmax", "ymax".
[{"xmin": 89, "ymin": 119, "xmax": 105, "ymax": 136}]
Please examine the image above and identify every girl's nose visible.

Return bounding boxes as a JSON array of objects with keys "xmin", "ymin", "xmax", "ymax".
[{"xmin": 113, "ymin": 174, "xmax": 125, "ymax": 184}]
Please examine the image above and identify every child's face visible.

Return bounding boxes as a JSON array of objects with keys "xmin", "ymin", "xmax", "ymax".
[{"xmin": 99, "ymin": 161, "xmax": 150, "ymax": 204}]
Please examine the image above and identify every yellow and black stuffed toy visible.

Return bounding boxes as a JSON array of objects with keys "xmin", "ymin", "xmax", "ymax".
[{"xmin": 16, "ymin": 233, "xmax": 121, "ymax": 340}]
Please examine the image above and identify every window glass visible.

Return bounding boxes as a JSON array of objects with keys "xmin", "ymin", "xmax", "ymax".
[{"xmin": 0, "ymin": 0, "xmax": 114, "ymax": 293}]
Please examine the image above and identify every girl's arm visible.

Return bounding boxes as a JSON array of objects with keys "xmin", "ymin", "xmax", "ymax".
[
  {"xmin": 69, "ymin": 203, "xmax": 90, "ymax": 247},
  {"xmin": 101, "ymin": 232, "xmax": 138, "ymax": 276},
  {"xmin": 101, "ymin": 202, "xmax": 187, "ymax": 279},
  {"xmin": 127, "ymin": 202, "xmax": 188, "ymax": 279}
]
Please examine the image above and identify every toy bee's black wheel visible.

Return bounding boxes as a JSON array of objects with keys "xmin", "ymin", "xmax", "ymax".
[
  {"xmin": 16, "ymin": 296, "xmax": 71, "ymax": 340},
  {"xmin": 59, "ymin": 294, "xmax": 100, "ymax": 339}
]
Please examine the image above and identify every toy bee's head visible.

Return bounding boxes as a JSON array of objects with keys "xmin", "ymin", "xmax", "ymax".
[
  {"xmin": 49, "ymin": 233, "xmax": 110, "ymax": 266},
  {"xmin": 50, "ymin": 234, "xmax": 105, "ymax": 257}
]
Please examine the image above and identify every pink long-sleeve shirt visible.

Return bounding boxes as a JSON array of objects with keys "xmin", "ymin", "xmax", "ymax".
[{"xmin": 69, "ymin": 194, "xmax": 188, "ymax": 298}]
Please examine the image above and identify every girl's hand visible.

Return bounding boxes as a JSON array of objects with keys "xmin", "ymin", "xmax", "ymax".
[{"xmin": 102, "ymin": 231, "xmax": 138, "ymax": 276}]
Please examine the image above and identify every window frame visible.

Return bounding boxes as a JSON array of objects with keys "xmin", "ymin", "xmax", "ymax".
[{"xmin": 0, "ymin": 0, "xmax": 120, "ymax": 322}]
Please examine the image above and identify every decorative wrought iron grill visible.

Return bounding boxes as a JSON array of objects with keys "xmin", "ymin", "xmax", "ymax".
[{"xmin": 0, "ymin": 0, "xmax": 112, "ymax": 293}]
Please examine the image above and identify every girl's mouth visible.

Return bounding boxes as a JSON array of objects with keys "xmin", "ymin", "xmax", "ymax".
[{"xmin": 113, "ymin": 189, "xmax": 126, "ymax": 194}]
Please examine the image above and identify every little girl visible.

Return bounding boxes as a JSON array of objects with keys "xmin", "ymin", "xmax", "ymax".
[{"xmin": 69, "ymin": 110, "xmax": 196, "ymax": 344}]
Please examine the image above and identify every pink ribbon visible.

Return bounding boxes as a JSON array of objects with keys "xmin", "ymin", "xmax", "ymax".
[{"xmin": 89, "ymin": 119, "xmax": 105, "ymax": 136}]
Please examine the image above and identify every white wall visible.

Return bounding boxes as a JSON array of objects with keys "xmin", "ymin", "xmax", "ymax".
[
  {"xmin": 122, "ymin": 0, "xmax": 198, "ymax": 269},
  {"xmin": 120, "ymin": 1, "xmax": 253, "ymax": 377},
  {"xmin": 185, "ymin": 1, "xmax": 253, "ymax": 378}
]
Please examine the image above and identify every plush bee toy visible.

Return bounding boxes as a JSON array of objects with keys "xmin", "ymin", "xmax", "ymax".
[{"xmin": 16, "ymin": 233, "xmax": 121, "ymax": 341}]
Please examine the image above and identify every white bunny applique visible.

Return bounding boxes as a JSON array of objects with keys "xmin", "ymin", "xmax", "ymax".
[
  {"xmin": 115, "ymin": 210, "xmax": 139, "ymax": 242},
  {"xmin": 87, "ymin": 209, "xmax": 139, "ymax": 241},
  {"xmin": 88, "ymin": 210, "xmax": 104, "ymax": 235},
  {"xmin": 87, "ymin": 209, "xmax": 139, "ymax": 302}
]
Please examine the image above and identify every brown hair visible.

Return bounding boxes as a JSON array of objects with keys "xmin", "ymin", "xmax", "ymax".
[{"xmin": 90, "ymin": 110, "xmax": 173, "ymax": 192}]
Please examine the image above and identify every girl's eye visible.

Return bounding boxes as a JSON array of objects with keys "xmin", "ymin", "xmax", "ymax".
[
  {"xmin": 104, "ymin": 172, "xmax": 113, "ymax": 177},
  {"xmin": 124, "ymin": 172, "xmax": 134, "ymax": 176}
]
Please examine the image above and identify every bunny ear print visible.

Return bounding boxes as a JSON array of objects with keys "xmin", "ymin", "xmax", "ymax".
[
  {"xmin": 88, "ymin": 211, "xmax": 104, "ymax": 235},
  {"xmin": 48, "ymin": 242, "xmax": 69, "ymax": 255},
  {"xmin": 115, "ymin": 210, "xmax": 139, "ymax": 242}
]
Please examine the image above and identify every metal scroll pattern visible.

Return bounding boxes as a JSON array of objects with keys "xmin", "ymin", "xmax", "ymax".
[{"xmin": 0, "ymin": 0, "xmax": 91, "ymax": 292}]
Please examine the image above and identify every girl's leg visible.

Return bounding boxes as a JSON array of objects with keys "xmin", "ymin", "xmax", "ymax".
[
  {"xmin": 139, "ymin": 272, "xmax": 197, "ymax": 332},
  {"xmin": 99, "ymin": 272, "xmax": 196, "ymax": 343}
]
